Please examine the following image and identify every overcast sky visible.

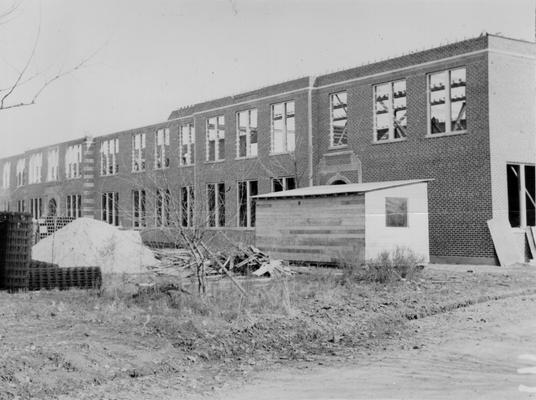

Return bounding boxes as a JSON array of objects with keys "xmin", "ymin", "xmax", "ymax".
[{"xmin": 0, "ymin": 0, "xmax": 534, "ymax": 158}]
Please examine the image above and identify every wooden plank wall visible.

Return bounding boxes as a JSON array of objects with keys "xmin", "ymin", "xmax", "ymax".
[{"xmin": 255, "ymin": 194, "xmax": 365, "ymax": 264}]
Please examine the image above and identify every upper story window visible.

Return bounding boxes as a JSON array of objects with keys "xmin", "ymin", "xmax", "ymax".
[
  {"xmin": 47, "ymin": 148, "xmax": 59, "ymax": 181},
  {"xmin": 16, "ymin": 158, "xmax": 25, "ymax": 187},
  {"xmin": 2, "ymin": 162, "xmax": 10, "ymax": 189},
  {"xmin": 132, "ymin": 133, "xmax": 146, "ymax": 172},
  {"xmin": 179, "ymin": 123, "xmax": 195, "ymax": 166},
  {"xmin": 237, "ymin": 109, "xmax": 258, "ymax": 158},
  {"xmin": 28, "ymin": 153, "xmax": 43, "ymax": 184},
  {"xmin": 154, "ymin": 128, "xmax": 170, "ymax": 169},
  {"xmin": 374, "ymin": 80, "xmax": 407, "ymax": 141},
  {"xmin": 101, "ymin": 138, "xmax": 119, "ymax": 176},
  {"xmin": 330, "ymin": 91, "xmax": 348, "ymax": 147},
  {"xmin": 206, "ymin": 116, "xmax": 225, "ymax": 162},
  {"xmin": 271, "ymin": 101, "xmax": 295, "ymax": 153},
  {"xmin": 429, "ymin": 67, "xmax": 466, "ymax": 135},
  {"xmin": 65, "ymin": 144, "xmax": 82, "ymax": 179}
]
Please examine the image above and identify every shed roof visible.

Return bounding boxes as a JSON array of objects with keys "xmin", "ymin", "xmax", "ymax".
[{"xmin": 253, "ymin": 179, "xmax": 432, "ymax": 199}]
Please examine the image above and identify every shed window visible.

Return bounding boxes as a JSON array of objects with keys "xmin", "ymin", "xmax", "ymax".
[{"xmin": 386, "ymin": 197, "xmax": 408, "ymax": 227}]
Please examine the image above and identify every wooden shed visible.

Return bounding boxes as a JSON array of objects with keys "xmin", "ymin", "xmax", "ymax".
[{"xmin": 254, "ymin": 179, "xmax": 431, "ymax": 264}]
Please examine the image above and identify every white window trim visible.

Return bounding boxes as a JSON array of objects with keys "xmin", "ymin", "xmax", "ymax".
[
  {"xmin": 179, "ymin": 124, "xmax": 195, "ymax": 166},
  {"xmin": 206, "ymin": 116, "xmax": 225, "ymax": 162},
  {"xmin": 154, "ymin": 128, "xmax": 170, "ymax": 170},
  {"xmin": 236, "ymin": 109, "xmax": 258, "ymax": 159},
  {"xmin": 329, "ymin": 91, "xmax": 348, "ymax": 149},
  {"xmin": 237, "ymin": 180, "xmax": 257, "ymax": 228},
  {"xmin": 426, "ymin": 67, "xmax": 467, "ymax": 137},
  {"xmin": 270, "ymin": 101, "xmax": 296, "ymax": 155},
  {"xmin": 372, "ymin": 80, "xmax": 407, "ymax": 143}
]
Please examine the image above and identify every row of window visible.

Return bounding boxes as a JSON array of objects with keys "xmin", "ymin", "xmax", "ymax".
[
  {"xmin": 125, "ymin": 101, "xmax": 296, "ymax": 174},
  {"xmin": 2, "ymin": 144, "xmax": 81, "ymax": 188},
  {"xmin": 13, "ymin": 194, "xmax": 82, "ymax": 219},
  {"xmin": 0, "ymin": 67, "xmax": 466, "ymax": 188},
  {"xmin": 330, "ymin": 67, "xmax": 467, "ymax": 146},
  {"xmin": 101, "ymin": 176, "xmax": 296, "ymax": 229}
]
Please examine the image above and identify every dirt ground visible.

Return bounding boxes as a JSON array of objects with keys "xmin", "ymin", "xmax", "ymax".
[
  {"xmin": 210, "ymin": 293, "xmax": 536, "ymax": 400},
  {"xmin": 2, "ymin": 264, "xmax": 536, "ymax": 399}
]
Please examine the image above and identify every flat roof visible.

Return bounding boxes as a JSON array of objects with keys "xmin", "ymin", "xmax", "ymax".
[{"xmin": 253, "ymin": 179, "xmax": 432, "ymax": 199}]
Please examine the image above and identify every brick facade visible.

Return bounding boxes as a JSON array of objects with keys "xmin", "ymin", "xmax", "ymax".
[{"xmin": 0, "ymin": 34, "xmax": 534, "ymax": 264}]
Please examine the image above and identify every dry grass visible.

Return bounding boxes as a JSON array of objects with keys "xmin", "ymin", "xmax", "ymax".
[{"xmin": 2, "ymin": 265, "xmax": 536, "ymax": 399}]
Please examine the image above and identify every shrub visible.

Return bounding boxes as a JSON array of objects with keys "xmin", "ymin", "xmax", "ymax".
[{"xmin": 340, "ymin": 247, "xmax": 425, "ymax": 284}]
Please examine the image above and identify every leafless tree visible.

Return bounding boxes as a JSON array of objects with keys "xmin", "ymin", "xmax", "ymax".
[{"xmin": 0, "ymin": 1, "xmax": 97, "ymax": 111}]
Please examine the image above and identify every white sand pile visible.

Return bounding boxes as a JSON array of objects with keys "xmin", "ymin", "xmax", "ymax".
[{"xmin": 32, "ymin": 218, "xmax": 159, "ymax": 274}]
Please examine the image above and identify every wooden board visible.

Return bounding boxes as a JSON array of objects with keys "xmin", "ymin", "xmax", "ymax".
[
  {"xmin": 526, "ymin": 228, "xmax": 536, "ymax": 260},
  {"xmin": 256, "ymin": 195, "xmax": 366, "ymax": 264},
  {"xmin": 487, "ymin": 218, "xmax": 524, "ymax": 267}
]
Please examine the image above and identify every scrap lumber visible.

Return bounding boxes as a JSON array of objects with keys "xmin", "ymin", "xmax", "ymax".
[{"xmin": 487, "ymin": 218, "xmax": 524, "ymax": 266}]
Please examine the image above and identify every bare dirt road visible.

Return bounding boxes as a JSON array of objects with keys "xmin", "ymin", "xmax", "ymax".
[{"xmin": 206, "ymin": 294, "xmax": 536, "ymax": 400}]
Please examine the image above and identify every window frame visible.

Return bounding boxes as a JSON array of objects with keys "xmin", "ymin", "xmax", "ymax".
[
  {"xmin": 179, "ymin": 123, "xmax": 195, "ymax": 166},
  {"xmin": 206, "ymin": 182, "xmax": 226, "ymax": 227},
  {"xmin": 237, "ymin": 180, "xmax": 258, "ymax": 228},
  {"xmin": 236, "ymin": 108, "xmax": 258, "ymax": 159},
  {"xmin": 385, "ymin": 197, "xmax": 409, "ymax": 228},
  {"xmin": 66, "ymin": 194, "xmax": 82, "ymax": 218},
  {"xmin": 426, "ymin": 67, "xmax": 467, "ymax": 137},
  {"xmin": 206, "ymin": 115, "xmax": 225, "ymax": 162},
  {"xmin": 131, "ymin": 133, "xmax": 146, "ymax": 172},
  {"xmin": 132, "ymin": 189, "xmax": 146, "ymax": 228},
  {"xmin": 271, "ymin": 176, "xmax": 297, "ymax": 192},
  {"xmin": 329, "ymin": 91, "xmax": 348, "ymax": 149},
  {"xmin": 154, "ymin": 128, "xmax": 170, "ymax": 170},
  {"xmin": 373, "ymin": 79, "xmax": 407, "ymax": 143},
  {"xmin": 101, "ymin": 192, "xmax": 119, "ymax": 226},
  {"xmin": 270, "ymin": 100, "xmax": 296, "ymax": 154},
  {"xmin": 65, "ymin": 144, "xmax": 82, "ymax": 180},
  {"xmin": 155, "ymin": 188, "xmax": 171, "ymax": 227},
  {"xmin": 47, "ymin": 148, "xmax": 59, "ymax": 182},
  {"xmin": 2, "ymin": 161, "xmax": 10, "ymax": 189}
]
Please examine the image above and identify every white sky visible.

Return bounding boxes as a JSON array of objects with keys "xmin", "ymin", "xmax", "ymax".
[{"xmin": 0, "ymin": 0, "xmax": 534, "ymax": 158}]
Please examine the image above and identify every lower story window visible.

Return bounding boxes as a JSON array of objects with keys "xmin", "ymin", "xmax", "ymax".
[
  {"xmin": 507, "ymin": 164, "xmax": 535, "ymax": 227},
  {"xmin": 66, "ymin": 194, "xmax": 82, "ymax": 218},
  {"xmin": 17, "ymin": 200, "xmax": 25, "ymax": 213},
  {"xmin": 29, "ymin": 198, "xmax": 43, "ymax": 219},
  {"xmin": 102, "ymin": 192, "xmax": 119, "ymax": 226},
  {"xmin": 156, "ymin": 189, "xmax": 171, "ymax": 227},
  {"xmin": 238, "ymin": 180, "xmax": 258, "ymax": 227},
  {"xmin": 207, "ymin": 183, "xmax": 225, "ymax": 227},
  {"xmin": 271, "ymin": 176, "xmax": 296, "ymax": 192},
  {"xmin": 132, "ymin": 189, "xmax": 146, "ymax": 228},
  {"xmin": 181, "ymin": 186, "xmax": 194, "ymax": 227}
]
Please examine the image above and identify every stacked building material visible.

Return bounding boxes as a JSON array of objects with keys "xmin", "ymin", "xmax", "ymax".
[
  {"xmin": 0, "ymin": 212, "xmax": 33, "ymax": 292},
  {"xmin": 28, "ymin": 260, "xmax": 102, "ymax": 291}
]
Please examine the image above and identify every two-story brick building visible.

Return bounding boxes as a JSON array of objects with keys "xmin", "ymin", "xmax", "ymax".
[{"xmin": 0, "ymin": 34, "xmax": 534, "ymax": 265}]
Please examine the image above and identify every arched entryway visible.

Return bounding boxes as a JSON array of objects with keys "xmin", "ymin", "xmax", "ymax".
[
  {"xmin": 326, "ymin": 174, "xmax": 351, "ymax": 185},
  {"xmin": 48, "ymin": 199, "xmax": 57, "ymax": 216}
]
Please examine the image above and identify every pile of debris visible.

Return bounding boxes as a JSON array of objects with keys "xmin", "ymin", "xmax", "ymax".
[{"xmin": 149, "ymin": 245, "xmax": 292, "ymax": 279}]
